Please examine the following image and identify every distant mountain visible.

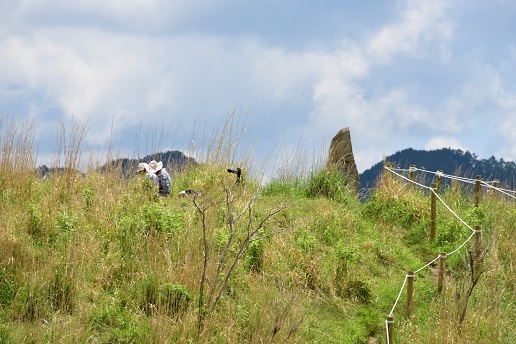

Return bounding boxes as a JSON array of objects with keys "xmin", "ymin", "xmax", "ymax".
[
  {"xmin": 35, "ymin": 165, "xmax": 73, "ymax": 177},
  {"xmin": 36, "ymin": 150, "xmax": 197, "ymax": 178},
  {"xmin": 102, "ymin": 150, "xmax": 197, "ymax": 177},
  {"xmin": 359, "ymin": 148, "xmax": 516, "ymax": 191}
]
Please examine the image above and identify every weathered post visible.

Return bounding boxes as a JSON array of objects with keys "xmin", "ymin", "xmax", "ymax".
[
  {"xmin": 430, "ymin": 183, "xmax": 437, "ymax": 240},
  {"xmin": 405, "ymin": 271, "xmax": 414, "ymax": 319},
  {"xmin": 386, "ymin": 316, "xmax": 394, "ymax": 344},
  {"xmin": 409, "ymin": 164, "xmax": 416, "ymax": 185},
  {"xmin": 438, "ymin": 252, "xmax": 446, "ymax": 293},
  {"xmin": 435, "ymin": 170, "xmax": 443, "ymax": 194},
  {"xmin": 492, "ymin": 180, "xmax": 500, "ymax": 201},
  {"xmin": 474, "ymin": 175, "xmax": 482, "ymax": 207}
]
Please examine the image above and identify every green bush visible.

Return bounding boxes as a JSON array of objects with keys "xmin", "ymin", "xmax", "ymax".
[
  {"xmin": 141, "ymin": 203, "xmax": 182, "ymax": 234},
  {"xmin": 364, "ymin": 191, "xmax": 426, "ymax": 228},
  {"xmin": 261, "ymin": 179, "xmax": 300, "ymax": 197},
  {"xmin": 90, "ymin": 303, "xmax": 149, "ymax": 343},
  {"xmin": 303, "ymin": 169, "xmax": 353, "ymax": 203}
]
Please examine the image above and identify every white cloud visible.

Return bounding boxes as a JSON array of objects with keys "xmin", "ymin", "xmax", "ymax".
[
  {"xmin": 367, "ymin": 0, "xmax": 455, "ymax": 63},
  {"xmin": 1, "ymin": 0, "xmax": 515, "ymax": 176},
  {"xmin": 296, "ymin": 0, "xmax": 458, "ymax": 172},
  {"xmin": 425, "ymin": 136, "xmax": 467, "ymax": 151}
]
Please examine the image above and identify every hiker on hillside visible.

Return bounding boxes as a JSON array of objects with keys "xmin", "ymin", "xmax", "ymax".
[
  {"xmin": 136, "ymin": 162, "xmax": 159, "ymax": 187},
  {"xmin": 148, "ymin": 160, "xmax": 171, "ymax": 196}
]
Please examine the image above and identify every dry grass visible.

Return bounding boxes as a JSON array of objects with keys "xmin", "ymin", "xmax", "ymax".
[{"xmin": 1, "ymin": 116, "xmax": 514, "ymax": 343}]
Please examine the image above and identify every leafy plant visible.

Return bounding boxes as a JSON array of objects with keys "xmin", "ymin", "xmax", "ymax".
[{"xmin": 303, "ymin": 169, "xmax": 353, "ymax": 203}]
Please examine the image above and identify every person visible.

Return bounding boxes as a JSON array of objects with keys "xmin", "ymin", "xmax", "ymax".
[
  {"xmin": 136, "ymin": 162, "xmax": 159, "ymax": 187},
  {"xmin": 148, "ymin": 160, "xmax": 171, "ymax": 196}
]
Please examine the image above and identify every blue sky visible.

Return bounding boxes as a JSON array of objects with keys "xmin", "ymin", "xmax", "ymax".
[{"xmin": 1, "ymin": 0, "xmax": 515, "ymax": 175}]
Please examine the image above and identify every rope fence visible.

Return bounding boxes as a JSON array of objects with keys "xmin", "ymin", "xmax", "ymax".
[
  {"xmin": 382, "ymin": 163, "xmax": 514, "ymax": 343},
  {"xmin": 411, "ymin": 166, "xmax": 516, "ymax": 199}
]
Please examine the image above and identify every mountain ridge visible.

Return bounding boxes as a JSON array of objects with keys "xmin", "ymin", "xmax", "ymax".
[
  {"xmin": 36, "ymin": 150, "xmax": 197, "ymax": 177},
  {"xmin": 359, "ymin": 147, "xmax": 516, "ymax": 191}
]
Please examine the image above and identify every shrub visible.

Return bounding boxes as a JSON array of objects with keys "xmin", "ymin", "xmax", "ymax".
[
  {"xmin": 364, "ymin": 190, "xmax": 426, "ymax": 228},
  {"xmin": 303, "ymin": 169, "xmax": 353, "ymax": 203},
  {"xmin": 261, "ymin": 179, "xmax": 300, "ymax": 197},
  {"xmin": 141, "ymin": 202, "xmax": 182, "ymax": 234},
  {"xmin": 90, "ymin": 303, "xmax": 149, "ymax": 343}
]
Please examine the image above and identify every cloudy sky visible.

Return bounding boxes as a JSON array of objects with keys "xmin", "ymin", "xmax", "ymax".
[{"xmin": 1, "ymin": 0, "xmax": 515, "ymax": 174}]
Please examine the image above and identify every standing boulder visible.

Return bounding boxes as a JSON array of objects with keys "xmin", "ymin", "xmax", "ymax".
[{"xmin": 326, "ymin": 128, "xmax": 360, "ymax": 193}]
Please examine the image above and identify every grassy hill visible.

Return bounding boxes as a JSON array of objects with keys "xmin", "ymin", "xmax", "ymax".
[{"xmin": 1, "ymin": 120, "xmax": 514, "ymax": 343}]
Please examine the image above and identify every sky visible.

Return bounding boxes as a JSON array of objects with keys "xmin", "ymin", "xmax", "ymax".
[{"xmin": 1, "ymin": 0, "xmax": 515, "ymax": 175}]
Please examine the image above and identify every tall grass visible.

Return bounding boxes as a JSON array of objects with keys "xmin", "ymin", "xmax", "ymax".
[{"xmin": 0, "ymin": 116, "xmax": 514, "ymax": 343}]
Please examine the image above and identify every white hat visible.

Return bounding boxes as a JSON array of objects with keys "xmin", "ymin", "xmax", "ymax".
[
  {"xmin": 137, "ymin": 162, "xmax": 150, "ymax": 173},
  {"xmin": 148, "ymin": 160, "xmax": 163, "ymax": 173}
]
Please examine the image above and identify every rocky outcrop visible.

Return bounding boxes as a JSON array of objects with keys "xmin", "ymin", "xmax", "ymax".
[{"xmin": 327, "ymin": 128, "xmax": 360, "ymax": 193}]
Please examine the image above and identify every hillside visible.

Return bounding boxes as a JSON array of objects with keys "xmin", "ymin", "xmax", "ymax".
[
  {"xmin": 360, "ymin": 148, "xmax": 516, "ymax": 191},
  {"xmin": 1, "ymin": 122, "xmax": 514, "ymax": 343}
]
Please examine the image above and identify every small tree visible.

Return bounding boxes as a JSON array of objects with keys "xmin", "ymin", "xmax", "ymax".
[
  {"xmin": 455, "ymin": 241, "xmax": 492, "ymax": 327},
  {"xmin": 193, "ymin": 171, "xmax": 288, "ymax": 333}
]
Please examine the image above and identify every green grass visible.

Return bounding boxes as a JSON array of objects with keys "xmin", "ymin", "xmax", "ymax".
[{"xmin": 0, "ymin": 119, "xmax": 514, "ymax": 343}]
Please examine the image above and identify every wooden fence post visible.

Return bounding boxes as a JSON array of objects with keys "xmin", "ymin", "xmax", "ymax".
[
  {"xmin": 492, "ymin": 180, "xmax": 500, "ymax": 201},
  {"xmin": 474, "ymin": 175, "xmax": 482, "ymax": 207},
  {"xmin": 405, "ymin": 271, "xmax": 414, "ymax": 319},
  {"xmin": 438, "ymin": 252, "xmax": 446, "ymax": 293},
  {"xmin": 435, "ymin": 170, "xmax": 443, "ymax": 194},
  {"xmin": 409, "ymin": 164, "xmax": 416, "ymax": 184},
  {"xmin": 386, "ymin": 316, "xmax": 394, "ymax": 344},
  {"xmin": 430, "ymin": 183, "xmax": 437, "ymax": 240}
]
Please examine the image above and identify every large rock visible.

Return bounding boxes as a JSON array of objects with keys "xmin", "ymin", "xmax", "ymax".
[{"xmin": 327, "ymin": 128, "xmax": 360, "ymax": 193}]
